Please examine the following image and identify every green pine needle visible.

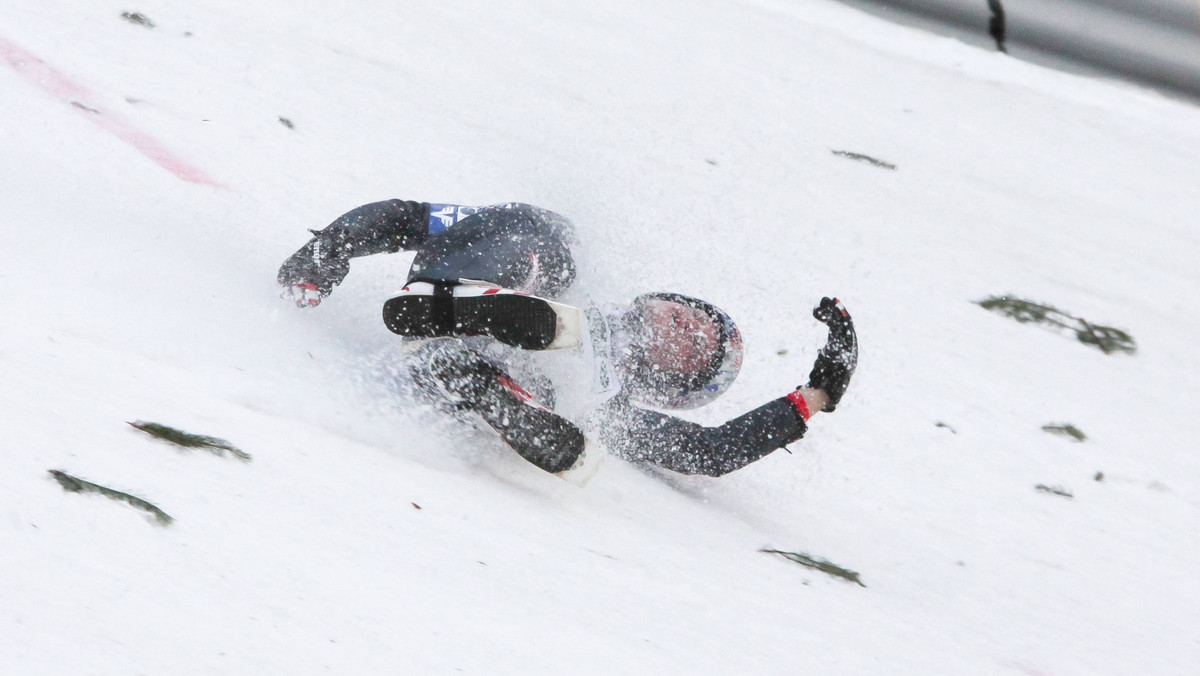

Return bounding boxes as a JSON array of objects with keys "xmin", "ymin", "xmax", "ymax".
[
  {"xmin": 1035, "ymin": 484, "xmax": 1074, "ymax": 499},
  {"xmin": 49, "ymin": 470, "xmax": 173, "ymax": 525},
  {"xmin": 831, "ymin": 149, "xmax": 897, "ymax": 170},
  {"xmin": 1042, "ymin": 423, "xmax": 1087, "ymax": 442},
  {"xmin": 761, "ymin": 549, "xmax": 867, "ymax": 587},
  {"xmin": 129, "ymin": 421, "xmax": 251, "ymax": 461}
]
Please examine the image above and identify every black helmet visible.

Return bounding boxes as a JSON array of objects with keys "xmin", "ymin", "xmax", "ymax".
[{"xmin": 613, "ymin": 292, "xmax": 744, "ymax": 410}]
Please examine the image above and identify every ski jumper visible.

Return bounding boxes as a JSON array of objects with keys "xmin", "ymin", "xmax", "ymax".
[{"xmin": 279, "ymin": 200, "xmax": 811, "ymax": 477}]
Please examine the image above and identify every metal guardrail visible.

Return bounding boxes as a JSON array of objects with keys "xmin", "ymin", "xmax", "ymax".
[{"xmin": 834, "ymin": 0, "xmax": 1200, "ymax": 101}]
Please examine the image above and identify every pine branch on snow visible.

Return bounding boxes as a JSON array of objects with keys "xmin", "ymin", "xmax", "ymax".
[
  {"xmin": 1042, "ymin": 423, "xmax": 1086, "ymax": 442},
  {"xmin": 120, "ymin": 12, "xmax": 155, "ymax": 28},
  {"xmin": 48, "ymin": 470, "xmax": 174, "ymax": 525},
  {"xmin": 128, "ymin": 421, "xmax": 252, "ymax": 461},
  {"xmin": 975, "ymin": 295, "xmax": 1136, "ymax": 355},
  {"xmin": 761, "ymin": 549, "xmax": 867, "ymax": 587}
]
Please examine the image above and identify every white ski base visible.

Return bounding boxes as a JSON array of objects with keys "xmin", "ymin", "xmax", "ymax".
[{"xmin": 544, "ymin": 301, "xmax": 583, "ymax": 350}]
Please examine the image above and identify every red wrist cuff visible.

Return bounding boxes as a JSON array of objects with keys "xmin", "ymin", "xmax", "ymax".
[{"xmin": 786, "ymin": 390, "xmax": 812, "ymax": 421}]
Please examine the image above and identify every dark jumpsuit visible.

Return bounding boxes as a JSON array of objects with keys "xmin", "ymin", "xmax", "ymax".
[{"xmin": 279, "ymin": 200, "xmax": 808, "ymax": 477}]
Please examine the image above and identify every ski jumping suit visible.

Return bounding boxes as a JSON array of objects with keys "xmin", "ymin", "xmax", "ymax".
[{"xmin": 282, "ymin": 200, "xmax": 810, "ymax": 477}]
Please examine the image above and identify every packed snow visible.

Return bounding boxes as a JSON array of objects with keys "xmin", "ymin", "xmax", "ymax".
[{"xmin": 2, "ymin": 1, "xmax": 1198, "ymax": 674}]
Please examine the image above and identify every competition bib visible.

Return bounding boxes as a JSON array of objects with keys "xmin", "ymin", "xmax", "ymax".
[{"xmin": 426, "ymin": 202, "xmax": 519, "ymax": 235}]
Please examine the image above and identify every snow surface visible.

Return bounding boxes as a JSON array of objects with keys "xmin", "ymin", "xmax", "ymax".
[{"xmin": 3, "ymin": 1, "xmax": 1199, "ymax": 674}]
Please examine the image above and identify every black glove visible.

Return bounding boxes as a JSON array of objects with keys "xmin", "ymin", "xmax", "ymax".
[
  {"xmin": 277, "ymin": 229, "xmax": 352, "ymax": 306},
  {"xmin": 806, "ymin": 297, "xmax": 858, "ymax": 412}
]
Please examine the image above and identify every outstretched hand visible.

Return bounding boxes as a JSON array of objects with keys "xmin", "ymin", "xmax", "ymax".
[
  {"xmin": 281, "ymin": 282, "xmax": 325, "ymax": 308},
  {"xmin": 806, "ymin": 297, "xmax": 858, "ymax": 412},
  {"xmin": 813, "ymin": 296, "xmax": 850, "ymax": 326},
  {"xmin": 277, "ymin": 232, "xmax": 351, "ymax": 308}
]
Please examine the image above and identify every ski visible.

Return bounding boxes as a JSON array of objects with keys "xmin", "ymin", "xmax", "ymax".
[
  {"xmin": 482, "ymin": 372, "xmax": 602, "ymax": 484},
  {"xmin": 418, "ymin": 338, "xmax": 602, "ymax": 485}
]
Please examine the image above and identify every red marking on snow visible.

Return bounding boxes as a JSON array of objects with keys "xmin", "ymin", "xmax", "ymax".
[
  {"xmin": 786, "ymin": 390, "xmax": 811, "ymax": 421},
  {"xmin": 0, "ymin": 37, "xmax": 222, "ymax": 186}
]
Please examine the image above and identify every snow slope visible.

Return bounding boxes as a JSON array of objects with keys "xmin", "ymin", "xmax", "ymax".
[{"xmin": 2, "ymin": 1, "xmax": 1199, "ymax": 674}]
